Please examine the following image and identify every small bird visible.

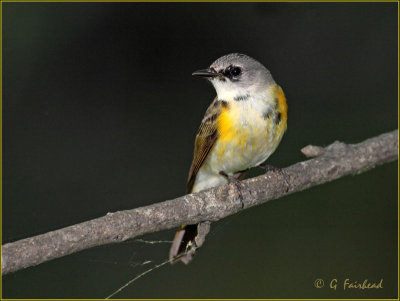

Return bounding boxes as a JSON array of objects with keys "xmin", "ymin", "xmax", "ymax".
[{"xmin": 169, "ymin": 53, "xmax": 287, "ymax": 264}]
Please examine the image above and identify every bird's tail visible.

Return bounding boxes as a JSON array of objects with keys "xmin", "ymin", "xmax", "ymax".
[
  {"xmin": 169, "ymin": 222, "xmax": 211, "ymax": 264},
  {"xmin": 169, "ymin": 224, "xmax": 198, "ymax": 264}
]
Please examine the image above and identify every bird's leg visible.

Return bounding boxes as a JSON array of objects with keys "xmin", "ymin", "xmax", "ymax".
[
  {"xmin": 232, "ymin": 169, "xmax": 249, "ymax": 180},
  {"xmin": 258, "ymin": 163, "xmax": 280, "ymax": 173},
  {"xmin": 258, "ymin": 163, "xmax": 290, "ymax": 192},
  {"xmin": 219, "ymin": 170, "xmax": 249, "ymax": 209}
]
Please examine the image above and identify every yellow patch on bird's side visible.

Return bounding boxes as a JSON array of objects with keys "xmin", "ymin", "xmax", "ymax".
[
  {"xmin": 216, "ymin": 106, "xmax": 232, "ymax": 157},
  {"xmin": 276, "ymin": 85, "xmax": 288, "ymax": 127},
  {"xmin": 216, "ymin": 104, "xmax": 248, "ymax": 158},
  {"xmin": 217, "ymin": 105, "xmax": 236, "ymax": 143},
  {"xmin": 271, "ymin": 85, "xmax": 288, "ymax": 140}
]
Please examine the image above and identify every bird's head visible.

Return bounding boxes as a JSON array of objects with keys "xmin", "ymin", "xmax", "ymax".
[{"xmin": 192, "ymin": 53, "xmax": 275, "ymax": 100}]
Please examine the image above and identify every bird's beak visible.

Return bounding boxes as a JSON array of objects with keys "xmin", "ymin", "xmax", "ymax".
[{"xmin": 192, "ymin": 68, "xmax": 221, "ymax": 78}]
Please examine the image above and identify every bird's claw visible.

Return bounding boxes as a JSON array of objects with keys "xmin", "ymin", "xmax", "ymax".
[{"xmin": 219, "ymin": 171, "xmax": 249, "ymax": 208}]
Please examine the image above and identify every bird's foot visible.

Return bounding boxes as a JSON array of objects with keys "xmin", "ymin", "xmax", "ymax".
[{"xmin": 219, "ymin": 170, "xmax": 249, "ymax": 209}]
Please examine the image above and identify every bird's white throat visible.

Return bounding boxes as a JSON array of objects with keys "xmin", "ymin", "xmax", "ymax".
[
  {"xmin": 211, "ymin": 78, "xmax": 273, "ymax": 102},
  {"xmin": 211, "ymin": 79, "xmax": 250, "ymax": 101}
]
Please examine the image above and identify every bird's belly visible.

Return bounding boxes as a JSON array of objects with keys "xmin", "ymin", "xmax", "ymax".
[{"xmin": 207, "ymin": 116, "xmax": 283, "ymax": 175}]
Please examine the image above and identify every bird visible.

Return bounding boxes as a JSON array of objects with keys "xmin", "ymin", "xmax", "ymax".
[{"xmin": 169, "ymin": 53, "xmax": 287, "ymax": 264}]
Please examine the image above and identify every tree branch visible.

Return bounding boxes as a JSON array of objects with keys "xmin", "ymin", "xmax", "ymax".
[{"xmin": 2, "ymin": 130, "xmax": 398, "ymax": 275}]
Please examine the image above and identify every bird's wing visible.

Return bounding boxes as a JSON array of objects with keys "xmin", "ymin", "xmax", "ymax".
[{"xmin": 186, "ymin": 97, "xmax": 221, "ymax": 193}]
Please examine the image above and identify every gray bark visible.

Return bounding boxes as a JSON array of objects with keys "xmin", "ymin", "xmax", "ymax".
[{"xmin": 2, "ymin": 130, "xmax": 398, "ymax": 275}]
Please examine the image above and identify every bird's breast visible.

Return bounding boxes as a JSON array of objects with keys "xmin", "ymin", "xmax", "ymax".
[{"xmin": 207, "ymin": 86, "xmax": 287, "ymax": 174}]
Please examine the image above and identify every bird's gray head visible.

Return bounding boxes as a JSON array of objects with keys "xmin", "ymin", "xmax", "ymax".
[{"xmin": 192, "ymin": 53, "xmax": 275, "ymax": 100}]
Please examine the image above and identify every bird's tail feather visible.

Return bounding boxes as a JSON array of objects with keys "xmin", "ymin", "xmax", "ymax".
[
  {"xmin": 169, "ymin": 222, "xmax": 211, "ymax": 264},
  {"xmin": 169, "ymin": 224, "xmax": 198, "ymax": 264}
]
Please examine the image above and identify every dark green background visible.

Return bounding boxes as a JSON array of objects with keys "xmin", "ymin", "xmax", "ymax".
[{"xmin": 2, "ymin": 2, "xmax": 398, "ymax": 299}]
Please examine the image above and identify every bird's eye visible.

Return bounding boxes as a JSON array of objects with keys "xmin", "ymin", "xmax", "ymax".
[{"xmin": 231, "ymin": 67, "xmax": 241, "ymax": 77}]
